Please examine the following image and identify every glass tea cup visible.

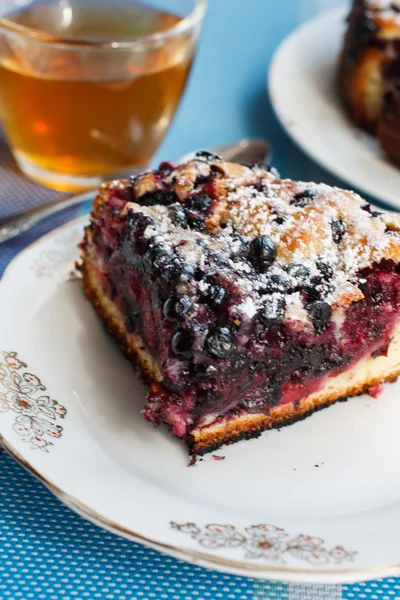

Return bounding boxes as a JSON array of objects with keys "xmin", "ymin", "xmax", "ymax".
[{"xmin": 0, "ymin": 0, "xmax": 207, "ymax": 191}]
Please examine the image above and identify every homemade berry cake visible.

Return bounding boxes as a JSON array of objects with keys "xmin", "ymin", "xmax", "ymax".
[
  {"xmin": 339, "ymin": 0, "xmax": 400, "ymax": 166},
  {"xmin": 79, "ymin": 152, "xmax": 400, "ymax": 455}
]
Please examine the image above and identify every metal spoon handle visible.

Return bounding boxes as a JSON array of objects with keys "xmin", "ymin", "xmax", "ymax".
[
  {"xmin": 0, "ymin": 191, "xmax": 93, "ymax": 243},
  {"xmin": 0, "ymin": 139, "xmax": 270, "ymax": 244}
]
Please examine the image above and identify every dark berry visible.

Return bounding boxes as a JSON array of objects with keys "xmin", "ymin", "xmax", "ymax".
[
  {"xmin": 158, "ymin": 161, "xmax": 174, "ymax": 177},
  {"xmin": 192, "ymin": 387, "xmax": 222, "ymax": 414},
  {"xmin": 316, "ymin": 258, "xmax": 333, "ymax": 279},
  {"xmin": 230, "ymin": 234, "xmax": 249, "ymax": 253},
  {"xmin": 370, "ymin": 211, "xmax": 383, "ymax": 218},
  {"xmin": 195, "ymin": 150, "xmax": 221, "ymax": 161},
  {"xmin": 172, "ymin": 331, "xmax": 194, "ymax": 358},
  {"xmin": 181, "ymin": 264, "xmax": 196, "ymax": 281},
  {"xmin": 194, "ymin": 174, "xmax": 209, "ymax": 187},
  {"xmin": 132, "ymin": 214, "xmax": 154, "ymax": 253},
  {"xmin": 138, "ymin": 189, "xmax": 178, "ymax": 207},
  {"xmin": 291, "ymin": 189, "xmax": 316, "ymax": 207},
  {"xmin": 163, "ymin": 296, "xmax": 192, "ymax": 322},
  {"xmin": 259, "ymin": 296, "xmax": 285, "ymax": 325},
  {"xmin": 202, "ymin": 280, "xmax": 227, "ymax": 307},
  {"xmin": 307, "ymin": 287, "xmax": 322, "ymax": 302},
  {"xmin": 391, "ymin": 3, "xmax": 400, "ymax": 12},
  {"xmin": 272, "ymin": 215, "xmax": 285, "ymax": 225},
  {"xmin": 264, "ymin": 382, "xmax": 281, "ymax": 406},
  {"xmin": 170, "ymin": 205, "xmax": 189, "ymax": 229},
  {"xmin": 210, "ymin": 163, "xmax": 226, "ymax": 176},
  {"xmin": 185, "ymin": 194, "xmax": 212, "ymax": 212},
  {"xmin": 331, "ymin": 220, "xmax": 346, "ymax": 244},
  {"xmin": 191, "ymin": 364, "xmax": 218, "ymax": 379},
  {"xmin": 204, "ymin": 327, "xmax": 233, "ymax": 359},
  {"xmin": 213, "ymin": 253, "xmax": 230, "ymax": 268},
  {"xmin": 249, "ymin": 235, "xmax": 277, "ymax": 272},
  {"xmin": 287, "ymin": 263, "xmax": 311, "ymax": 283},
  {"xmin": 264, "ymin": 273, "xmax": 292, "ymax": 293},
  {"xmin": 307, "ymin": 301, "xmax": 332, "ymax": 333},
  {"xmin": 162, "ymin": 376, "xmax": 188, "ymax": 393}
]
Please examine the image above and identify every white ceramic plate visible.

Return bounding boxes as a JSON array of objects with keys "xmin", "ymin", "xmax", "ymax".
[
  {"xmin": 269, "ymin": 5, "xmax": 400, "ymax": 210},
  {"xmin": 4, "ymin": 218, "xmax": 400, "ymax": 584}
]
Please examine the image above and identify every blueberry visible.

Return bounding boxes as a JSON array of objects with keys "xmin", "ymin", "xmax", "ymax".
[
  {"xmin": 264, "ymin": 382, "xmax": 281, "ymax": 406},
  {"xmin": 307, "ymin": 301, "xmax": 332, "ymax": 333},
  {"xmin": 162, "ymin": 376, "xmax": 188, "ymax": 393},
  {"xmin": 170, "ymin": 205, "xmax": 189, "ymax": 229},
  {"xmin": 158, "ymin": 161, "xmax": 174, "ymax": 177},
  {"xmin": 331, "ymin": 220, "xmax": 346, "ymax": 244},
  {"xmin": 181, "ymin": 264, "xmax": 196, "ymax": 281},
  {"xmin": 249, "ymin": 235, "xmax": 277, "ymax": 272},
  {"xmin": 259, "ymin": 296, "xmax": 285, "ymax": 325},
  {"xmin": 204, "ymin": 327, "xmax": 233, "ymax": 359},
  {"xmin": 307, "ymin": 287, "xmax": 322, "ymax": 302},
  {"xmin": 201, "ymin": 279, "xmax": 227, "ymax": 307},
  {"xmin": 195, "ymin": 150, "xmax": 221, "ymax": 161},
  {"xmin": 194, "ymin": 174, "xmax": 209, "ymax": 187},
  {"xmin": 272, "ymin": 215, "xmax": 285, "ymax": 225},
  {"xmin": 172, "ymin": 331, "xmax": 194, "ymax": 358},
  {"xmin": 213, "ymin": 253, "xmax": 230, "ymax": 268},
  {"xmin": 138, "ymin": 189, "xmax": 178, "ymax": 207},
  {"xmin": 230, "ymin": 234, "xmax": 249, "ymax": 253},
  {"xmin": 185, "ymin": 194, "xmax": 212, "ymax": 212},
  {"xmin": 287, "ymin": 263, "xmax": 311, "ymax": 283},
  {"xmin": 132, "ymin": 214, "xmax": 154, "ymax": 253},
  {"xmin": 264, "ymin": 273, "xmax": 292, "ymax": 293},
  {"xmin": 291, "ymin": 189, "xmax": 316, "ymax": 207},
  {"xmin": 163, "ymin": 296, "xmax": 192, "ymax": 322},
  {"xmin": 316, "ymin": 258, "xmax": 333, "ymax": 279},
  {"xmin": 370, "ymin": 211, "xmax": 383, "ymax": 218}
]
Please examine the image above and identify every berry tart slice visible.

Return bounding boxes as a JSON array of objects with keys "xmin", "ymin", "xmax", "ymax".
[{"xmin": 79, "ymin": 153, "xmax": 400, "ymax": 456}]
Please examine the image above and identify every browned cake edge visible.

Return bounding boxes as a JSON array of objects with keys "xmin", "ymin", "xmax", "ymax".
[{"xmin": 80, "ymin": 240, "xmax": 400, "ymax": 456}]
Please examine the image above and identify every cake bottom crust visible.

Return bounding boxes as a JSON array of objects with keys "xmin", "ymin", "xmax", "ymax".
[{"xmin": 80, "ymin": 248, "xmax": 400, "ymax": 456}]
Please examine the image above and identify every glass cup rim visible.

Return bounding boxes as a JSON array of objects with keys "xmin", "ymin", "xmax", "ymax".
[{"xmin": 0, "ymin": 0, "xmax": 207, "ymax": 49}]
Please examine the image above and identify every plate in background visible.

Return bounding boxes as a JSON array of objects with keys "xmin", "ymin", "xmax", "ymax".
[{"xmin": 269, "ymin": 5, "xmax": 400, "ymax": 210}]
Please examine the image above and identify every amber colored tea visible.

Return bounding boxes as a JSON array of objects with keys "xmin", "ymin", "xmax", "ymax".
[{"xmin": 0, "ymin": 0, "xmax": 197, "ymax": 190}]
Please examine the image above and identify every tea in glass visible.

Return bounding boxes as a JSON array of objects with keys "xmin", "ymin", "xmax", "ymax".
[{"xmin": 0, "ymin": 0, "xmax": 206, "ymax": 191}]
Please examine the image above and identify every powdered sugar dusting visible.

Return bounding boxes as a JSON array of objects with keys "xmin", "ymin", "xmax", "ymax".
[{"xmin": 116, "ymin": 156, "xmax": 400, "ymax": 332}]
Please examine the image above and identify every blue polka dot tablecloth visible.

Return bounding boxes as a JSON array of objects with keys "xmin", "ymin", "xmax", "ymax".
[{"xmin": 1, "ymin": 0, "xmax": 400, "ymax": 596}]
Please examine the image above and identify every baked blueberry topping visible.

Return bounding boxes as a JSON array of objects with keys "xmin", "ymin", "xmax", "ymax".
[
  {"xmin": 205, "ymin": 327, "xmax": 233, "ymax": 358},
  {"xmin": 291, "ymin": 189, "xmax": 316, "ymax": 207},
  {"xmin": 138, "ymin": 189, "xmax": 178, "ymax": 207},
  {"xmin": 307, "ymin": 301, "xmax": 332, "ymax": 333},
  {"xmin": 195, "ymin": 150, "xmax": 221, "ymax": 161},
  {"xmin": 172, "ymin": 331, "xmax": 194, "ymax": 358},
  {"xmin": 316, "ymin": 258, "xmax": 333, "ymax": 280},
  {"xmin": 203, "ymin": 282, "xmax": 226, "ymax": 306},
  {"xmin": 249, "ymin": 235, "xmax": 277, "ymax": 272},
  {"xmin": 185, "ymin": 194, "xmax": 212, "ymax": 212},
  {"xmin": 259, "ymin": 296, "xmax": 285, "ymax": 325},
  {"xmin": 264, "ymin": 273, "xmax": 292, "ymax": 293},
  {"xmin": 170, "ymin": 205, "xmax": 189, "ymax": 229},
  {"xmin": 286, "ymin": 263, "xmax": 311, "ymax": 283},
  {"xmin": 331, "ymin": 220, "xmax": 346, "ymax": 244},
  {"xmin": 163, "ymin": 296, "xmax": 192, "ymax": 322},
  {"xmin": 272, "ymin": 215, "xmax": 285, "ymax": 225}
]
